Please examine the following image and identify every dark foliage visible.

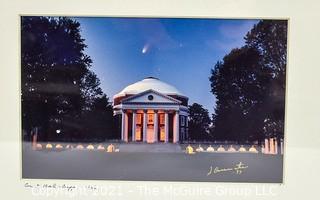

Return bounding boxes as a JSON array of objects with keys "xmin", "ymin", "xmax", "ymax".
[
  {"xmin": 21, "ymin": 17, "xmax": 116, "ymax": 142},
  {"xmin": 188, "ymin": 103, "xmax": 212, "ymax": 141},
  {"xmin": 209, "ymin": 20, "xmax": 287, "ymax": 142}
]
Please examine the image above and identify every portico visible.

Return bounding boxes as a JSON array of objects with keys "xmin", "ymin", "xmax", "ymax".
[
  {"xmin": 120, "ymin": 109, "xmax": 181, "ymax": 143},
  {"xmin": 113, "ymin": 77, "xmax": 189, "ymax": 143}
]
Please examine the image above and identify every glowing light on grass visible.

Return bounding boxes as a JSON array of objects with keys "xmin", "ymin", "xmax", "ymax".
[
  {"xmin": 76, "ymin": 144, "xmax": 84, "ymax": 149},
  {"xmin": 86, "ymin": 144, "xmax": 95, "ymax": 150},
  {"xmin": 196, "ymin": 145, "xmax": 204, "ymax": 152},
  {"xmin": 97, "ymin": 145, "xmax": 105, "ymax": 150},
  {"xmin": 55, "ymin": 144, "xmax": 63, "ymax": 149},
  {"xmin": 185, "ymin": 144, "xmax": 195, "ymax": 154},
  {"xmin": 107, "ymin": 144, "xmax": 115, "ymax": 152},
  {"xmin": 249, "ymin": 145, "xmax": 258, "ymax": 153},
  {"xmin": 228, "ymin": 145, "xmax": 236, "ymax": 152},
  {"xmin": 217, "ymin": 145, "xmax": 226, "ymax": 152},
  {"xmin": 46, "ymin": 143, "xmax": 53, "ymax": 149},
  {"xmin": 238, "ymin": 145, "xmax": 247, "ymax": 152},
  {"xmin": 206, "ymin": 145, "xmax": 215, "ymax": 152},
  {"xmin": 36, "ymin": 143, "xmax": 42, "ymax": 149}
]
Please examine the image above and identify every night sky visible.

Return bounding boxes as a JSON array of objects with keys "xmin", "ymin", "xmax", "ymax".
[{"xmin": 75, "ymin": 17, "xmax": 258, "ymax": 114}]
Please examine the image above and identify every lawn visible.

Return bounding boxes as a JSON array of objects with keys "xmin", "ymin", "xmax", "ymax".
[{"xmin": 22, "ymin": 143, "xmax": 283, "ymax": 183}]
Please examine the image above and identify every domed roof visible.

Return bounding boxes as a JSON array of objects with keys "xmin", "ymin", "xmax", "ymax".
[{"xmin": 114, "ymin": 77, "xmax": 185, "ymax": 98}]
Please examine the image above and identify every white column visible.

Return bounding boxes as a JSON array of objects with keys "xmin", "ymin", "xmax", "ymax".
[
  {"xmin": 121, "ymin": 110, "xmax": 125, "ymax": 141},
  {"xmin": 132, "ymin": 110, "xmax": 136, "ymax": 142},
  {"xmin": 124, "ymin": 111, "xmax": 129, "ymax": 142},
  {"xmin": 264, "ymin": 138, "xmax": 269, "ymax": 154},
  {"xmin": 269, "ymin": 138, "xmax": 274, "ymax": 154},
  {"xmin": 275, "ymin": 138, "xmax": 278, "ymax": 154},
  {"xmin": 154, "ymin": 110, "xmax": 158, "ymax": 143},
  {"xmin": 173, "ymin": 111, "xmax": 179, "ymax": 143},
  {"xmin": 143, "ymin": 110, "xmax": 147, "ymax": 142},
  {"xmin": 181, "ymin": 116, "xmax": 185, "ymax": 141},
  {"xmin": 164, "ymin": 111, "xmax": 169, "ymax": 143},
  {"xmin": 280, "ymin": 138, "xmax": 284, "ymax": 155}
]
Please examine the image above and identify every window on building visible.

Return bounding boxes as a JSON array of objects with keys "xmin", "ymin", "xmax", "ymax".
[{"xmin": 181, "ymin": 116, "xmax": 185, "ymax": 126}]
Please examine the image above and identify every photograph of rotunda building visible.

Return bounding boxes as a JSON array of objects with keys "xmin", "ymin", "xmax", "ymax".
[{"xmin": 113, "ymin": 77, "xmax": 189, "ymax": 143}]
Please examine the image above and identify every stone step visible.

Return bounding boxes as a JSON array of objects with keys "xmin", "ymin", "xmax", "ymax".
[{"xmin": 118, "ymin": 143, "xmax": 182, "ymax": 153}]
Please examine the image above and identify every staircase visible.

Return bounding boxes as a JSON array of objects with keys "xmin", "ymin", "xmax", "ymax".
[{"xmin": 118, "ymin": 142, "xmax": 182, "ymax": 153}]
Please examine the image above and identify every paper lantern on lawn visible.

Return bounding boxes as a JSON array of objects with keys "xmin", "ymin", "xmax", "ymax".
[
  {"xmin": 97, "ymin": 145, "xmax": 105, "ymax": 150},
  {"xmin": 35, "ymin": 143, "xmax": 42, "ymax": 150},
  {"xmin": 228, "ymin": 145, "xmax": 236, "ymax": 152},
  {"xmin": 217, "ymin": 145, "xmax": 226, "ymax": 152},
  {"xmin": 249, "ymin": 145, "xmax": 258, "ymax": 153},
  {"xmin": 46, "ymin": 143, "xmax": 53, "ymax": 149},
  {"xmin": 55, "ymin": 144, "xmax": 63, "ymax": 149},
  {"xmin": 65, "ymin": 144, "xmax": 72, "ymax": 149},
  {"xmin": 87, "ymin": 144, "xmax": 95, "ymax": 150},
  {"xmin": 196, "ymin": 145, "xmax": 204, "ymax": 152},
  {"xmin": 115, "ymin": 149, "xmax": 120, "ymax": 152},
  {"xmin": 186, "ymin": 145, "xmax": 195, "ymax": 154},
  {"xmin": 206, "ymin": 145, "xmax": 215, "ymax": 152},
  {"xmin": 238, "ymin": 145, "xmax": 247, "ymax": 152},
  {"xmin": 107, "ymin": 144, "xmax": 115, "ymax": 152},
  {"xmin": 76, "ymin": 144, "xmax": 84, "ymax": 149}
]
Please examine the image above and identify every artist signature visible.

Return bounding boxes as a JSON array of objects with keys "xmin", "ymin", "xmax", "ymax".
[{"xmin": 207, "ymin": 162, "xmax": 248, "ymax": 176}]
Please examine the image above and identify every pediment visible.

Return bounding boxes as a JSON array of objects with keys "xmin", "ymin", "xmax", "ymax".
[{"xmin": 121, "ymin": 89, "xmax": 181, "ymax": 104}]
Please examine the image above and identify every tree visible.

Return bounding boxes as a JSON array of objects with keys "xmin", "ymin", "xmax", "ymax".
[
  {"xmin": 210, "ymin": 47, "xmax": 270, "ymax": 142},
  {"xmin": 21, "ymin": 17, "xmax": 115, "ymax": 142},
  {"xmin": 188, "ymin": 103, "xmax": 212, "ymax": 141},
  {"xmin": 79, "ymin": 94, "xmax": 117, "ymax": 141},
  {"xmin": 245, "ymin": 20, "xmax": 287, "ymax": 138},
  {"xmin": 210, "ymin": 20, "xmax": 287, "ymax": 142}
]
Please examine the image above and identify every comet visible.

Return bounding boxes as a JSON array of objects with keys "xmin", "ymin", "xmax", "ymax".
[{"xmin": 142, "ymin": 43, "xmax": 150, "ymax": 54}]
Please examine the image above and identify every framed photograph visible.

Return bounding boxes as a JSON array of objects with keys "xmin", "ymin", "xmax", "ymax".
[
  {"xmin": 1, "ymin": 0, "xmax": 320, "ymax": 199},
  {"xmin": 21, "ymin": 16, "xmax": 287, "ymax": 183}
]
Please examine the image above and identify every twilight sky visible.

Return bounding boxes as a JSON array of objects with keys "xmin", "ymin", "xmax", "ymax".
[{"xmin": 75, "ymin": 17, "xmax": 258, "ymax": 115}]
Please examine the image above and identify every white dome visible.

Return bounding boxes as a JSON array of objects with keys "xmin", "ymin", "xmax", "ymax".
[{"xmin": 114, "ymin": 77, "xmax": 185, "ymax": 98}]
